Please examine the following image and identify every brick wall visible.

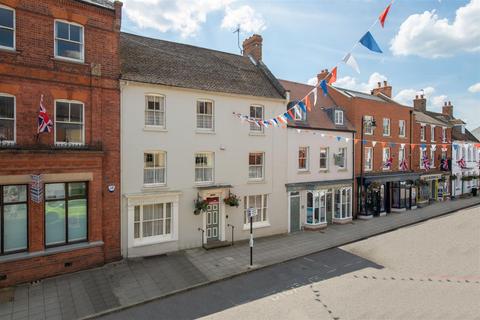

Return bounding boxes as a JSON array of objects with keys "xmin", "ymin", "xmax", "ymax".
[{"xmin": 0, "ymin": 0, "xmax": 121, "ymax": 286}]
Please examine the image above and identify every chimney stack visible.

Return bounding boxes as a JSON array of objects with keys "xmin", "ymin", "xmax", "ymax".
[
  {"xmin": 316, "ymin": 69, "xmax": 332, "ymax": 86},
  {"xmin": 371, "ymin": 80, "xmax": 392, "ymax": 98},
  {"xmin": 442, "ymin": 101, "xmax": 453, "ymax": 118},
  {"xmin": 413, "ymin": 94, "xmax": 427, "ymax": 112},
  {"xmin": 242, "ymin": 34, "xmax": 263, "ymax": 62}
]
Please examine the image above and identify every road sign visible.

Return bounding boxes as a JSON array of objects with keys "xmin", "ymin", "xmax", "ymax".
[{"xmin": 30, "ymin": 174, "xmax": 43, "ymax": 204}]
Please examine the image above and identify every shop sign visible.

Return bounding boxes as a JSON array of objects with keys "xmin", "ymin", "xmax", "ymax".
[
  {"xmin": 420, "ymin": 174, "xmax": 442, "ymax": 181},
  {"xmin": 30, "ymin": 174, "xmax": 43, "ymax": 203}
]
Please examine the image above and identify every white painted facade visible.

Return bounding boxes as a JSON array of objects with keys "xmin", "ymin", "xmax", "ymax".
[
  {"xmin": 286, "ymin": 127, "xmax": 354, "ymax": 232},
  {"xmin": 451, "ymin": 133, "xmax": 480, "ymax": 197},
  {"xmin": 120, "ymin": 81, "xmax": 288, "ymax": 257}
]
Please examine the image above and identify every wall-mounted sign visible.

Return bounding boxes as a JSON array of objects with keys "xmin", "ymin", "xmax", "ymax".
[
  {"xmin": 108, "ymin": 185, "xmax": 116, "ymax": 193},
  {"xmin": 30, "ymin": 174, "xmax": 43, "ymax": 203}
]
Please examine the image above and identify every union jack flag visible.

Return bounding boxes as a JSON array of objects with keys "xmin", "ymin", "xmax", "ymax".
[
  {"xmin": 383, "ymin": 157, "xmax": 393, "ymax": 169},
  {"xmin": 38, "ymin": 95, "xmax": 53, "ymax": 134},
  {"xmin": 422, "ymin": 155, "xmax": 431, "ymax": 170},
  {"xmin": 441, "ymin": 158, "xmax": 449, "ymax": 170},
  {"xmin": 457, "ymin": 157, "xmax": 466, "ymax": 169},
  {"xmin": 400, "ymin": 158, "xmax": 408, "ymax": 171}
]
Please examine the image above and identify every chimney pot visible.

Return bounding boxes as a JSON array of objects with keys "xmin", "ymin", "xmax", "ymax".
[
  {"xmin": 413, "ymin": 94, "xmax": 427, "ymax": 112},
  {"xmin": 377, "ymin": 82, "xmax": 381, "ymax": 87},
  {"xmin": 383, "ymin": 80, "xmax": 388, "ymax": 86},
  {"xmin": 416, "ymin": 95, "xmax": 419, "ymax": 99},
  {"xmin": 421, "ymin": 94, "xmax": 424, "ymax": 99}
]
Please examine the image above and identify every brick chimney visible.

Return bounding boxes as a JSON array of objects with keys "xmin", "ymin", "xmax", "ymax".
[
  {"xmin": 371, "ymin": 80, "xmax": 392, "ymax": 98},
  {"xmin": 243, "ymin": 34, "xmax": 263, "ymax": 61},
  {"xmin": 114, "ymin": 1, "xmax": 123, "ymax": 32},
  {"xmin": 413, "ymin": 94, "xmax": 427, "ymax": 112},
  {"xmin": 442, "ymin": 101, "xmax": 453, "ymax": 118},
  {"xmin": 317, "ymin": 69, "xmax": 332, "ymax": 85}
]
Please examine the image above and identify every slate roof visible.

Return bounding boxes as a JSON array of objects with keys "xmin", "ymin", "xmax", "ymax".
[
  {"xmin": 332, "ymin": 86, "xmax": 386, "ymax": 103},
  {"xmin": 120, "ymin": 32, "xmax": 286, "ymax": 99},
  {"xmin": 452, "ymin": 126, "xmax": 479, "ymax": 142},
  {"xmin": 414, "ymin": 111, "xmax": 450, "ymax": 127},
  {"xmin": 472, "ymin": 127, "xmax": 480, "ymax": 140},
  {"xmin": 76, "ymin": 0, "xmax": 114, "ymax": 10},
  {"xmin": 279, "ymin": 79, "xmax": 355, "ymax": 132}
]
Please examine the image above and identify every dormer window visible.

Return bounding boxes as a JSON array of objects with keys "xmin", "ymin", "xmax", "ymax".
[
  {"xmin": 334, "ymin": 110, "xmax": 344, "ymax": 125},
  {"xmin": 461, "ymin": 125, "xmax": 465, "ymax": 134}
]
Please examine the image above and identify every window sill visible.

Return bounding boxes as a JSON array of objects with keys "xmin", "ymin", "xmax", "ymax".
[
  {"xmin": 0, "ymin": 47, "xmax": 18, "ymax": 54},
  {"xmin": 298, "ymin": 169, "xmax": 310, "ymax": 173},
  {"xmin": 249, "ymin": 132, "xmax": 265, "ymax": 136},
  {"xmin": 247, "ymin": 179, "xmax": 266, "ymax": 184},
  {"xmin": 318, "ymin": 169, "xmax": 329, "ymax": 173},
  {"xmin": 243, "ymin": 221, "xmax": 270, "ymax": 230},
  {"xmin": 336, "ymin": 167, "xmax": 347, "ymax": 171},
  {"xmin": 133, "ymin": 236, "xmax": 177, "ymax": 248},
  {"xmin": 52, "ymin": 56, "xmax": 86, "ymax": 65},
  {"xmin": 144, "ymin": 126, "xmax": 167, "ymax": 132},
  {"xmin": 195, "ymin": 130, "xmax": 215, "ymax": 135},
  {"xmin": 142, "ymin": 184, "xmax": 168, "ymax": 191},
  {"xmin": 0, "ymin": 241, "xmax": 103, "ymax": 264},
  {"xmin": 54, "ymin": 142, "xmax": 85, "ymax": 147}
]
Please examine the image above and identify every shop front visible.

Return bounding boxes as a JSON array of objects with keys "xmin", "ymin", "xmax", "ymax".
[
  {"xmin": 418, "ymin": 173, "xmax": 446, "ymax": 206},
  {"xmin": 287, "ymin": 180, "xmax": 354, "ymax": 232},
  {"xmin": 357, "ymin": 172, "xmax": 420, "ymax": 218}
]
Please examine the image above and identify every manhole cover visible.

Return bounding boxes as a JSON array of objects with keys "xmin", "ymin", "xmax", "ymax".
[{"xmin": 0, "ymin": 288, "xmax": 14, "ymax": 303}]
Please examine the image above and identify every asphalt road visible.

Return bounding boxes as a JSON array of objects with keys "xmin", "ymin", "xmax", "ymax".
[{"xmin": 96, "ymin": 248, "xmax": 382, "ymax": 320}]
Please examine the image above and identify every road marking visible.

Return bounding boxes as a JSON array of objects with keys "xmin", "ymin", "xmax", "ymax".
[
  {"xmin": 343, "ymin": 263, "xmax": 352, "ymax": 267},
  {"xmin": 327, "ymin": 268, "xmax": 337, "ymax": 273},
  {"xmin": 303, "ymin": 257, "xmax": 315, "ymax": 262}
]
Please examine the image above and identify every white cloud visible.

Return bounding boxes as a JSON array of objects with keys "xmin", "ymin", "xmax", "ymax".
[
  {"xmin": 468, "ymin": 82, "xmax": 480, "ymax": 93},
  {"xmin": 390, "ymin": 0, "xmax": 480, "ymax": 58},
  {"xmin": 334, "ymin": 72, "xmax": 388, "ymax": 93},
  {"xmin": 394, "ymin": 87, "xmax": 448, "ymax": 109},
  {"xmin": 221, "ymin": 5, "xmax": 266, "ymax": 34},
  {"xmin": 123, "ymin": 0, "xmax": 265, "ymax": 38}
]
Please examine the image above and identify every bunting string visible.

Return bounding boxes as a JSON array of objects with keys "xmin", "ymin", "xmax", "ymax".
[{"xmin": 233, "ymin": 0, "xmax": 395, "ymax": 128}]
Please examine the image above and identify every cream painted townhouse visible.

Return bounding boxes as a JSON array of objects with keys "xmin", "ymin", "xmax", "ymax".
[
  {"xmin": 280, "ymin": 80, "xmax": 355, "ymax": 232},
  {"xmin": 120, "ymin": 33, "xmax": 288, "ymax": 257}
]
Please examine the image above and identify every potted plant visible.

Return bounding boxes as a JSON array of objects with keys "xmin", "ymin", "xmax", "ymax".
[
  {"xmin": 194, "ymin": 198, "xmax": 208, "ymax": 215},
  {"xmin": 224, "ymin": 193, "xmax": 240, "ymax": 207}
]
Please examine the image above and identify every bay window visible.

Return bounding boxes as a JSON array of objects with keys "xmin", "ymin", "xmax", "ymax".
[
  {"xmin": 334, "ymin": 188, "xmax": 352, "ymax": 219},
  {"xmin": 134, "ymin": 202, "xmax": 172, "ymax": 241}
]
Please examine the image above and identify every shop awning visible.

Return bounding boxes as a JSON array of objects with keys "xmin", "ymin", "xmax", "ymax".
[
  {"xmin": 285, "ymin": 179, "xmax": 353, "ymax": 192},
  {"xmin": 357, "ymin": 172, "xmax": 421, "ymax": 184}
]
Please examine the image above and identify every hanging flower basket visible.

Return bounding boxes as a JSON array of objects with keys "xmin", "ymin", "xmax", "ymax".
[
  {"xmin": 224, "ymin": 193, "xmax": 240, "ymax": 207},
  {"xmin": 451, "ymin": 175, "xmax": 458, "ymax": 181},
  {"xmin": 194, "ymin": 199, "xmax": 208, "ymax": 215}
]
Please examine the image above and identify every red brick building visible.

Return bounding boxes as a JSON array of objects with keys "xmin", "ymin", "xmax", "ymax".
[
  {"xmin": 411, "ymin": 95, "xmax": 452, "ymax": 205},
  {"xmin": 0, "ymin": 0, "xmax": 122, "ymax": 286},
  {"xmin": 316, "ymin": 71, "xmax": 419, "ymax": 217}
]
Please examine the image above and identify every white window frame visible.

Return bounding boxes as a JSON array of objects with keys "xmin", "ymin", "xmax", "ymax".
[
  {"xmin": 243, "ymin": 194, "xmax": 268, "ymax": 227},
  {"xmin": 430, "ymin": 148, "xmax": 435, "ymax": 168},
  {"xmin": 0, "ymin": 93, "xmax": 15, "ymax": 144},
  {"xmin": 134, "ymin": 202, "xmax": 173, "ymax": 241},
  {"xmin": 336, "ymin": 147, "xmax": 347, "ymax": 169},
  {"xmin": 398, "ymin": 146, "xmax": 405, "ymax": 169},
  {"xmin": 334, "ymin": 110, "xmax": 344, "ymax": 125},
  {"xmin": 144, "ymin": 94, "xmax": 166, "ymax": 128},
  {"xmin": 319, "ymin": 147, "xmax": 329, "ymax": 171},
  {"xmin": 383, "ymin": 118, "xmax": 390, "ymax": 136},
  {"xmin": 249, "ymin": 105, "xmax": 264, "ymax": 133},
  {"xmin": 335, "ymin": 187, "xmax": 352, "ymax": 219},
  {"xmin": 442, "ymin": 127, "xmax": 447, "ymax": 143},
  {"xmin": 306, "ymin": 190, "xmax": 327, "ymax": 225},
  {"xmin": 430, "ymin": 125, "xmax": 436, "ymax": 142},
  {"xmin": 195, "ymin": 152, "xmax": 214, "ymax": 184},
  {"xmin": 248, "ymin": 152, "xmax": 264, "ymax": 180},
  {"xmin": 298, "ymin": 146, "xmax": 309, "ymax": 171},
  {"xmin": 364, "ymin": 115, "xmax": 374, "ymax": 135},
  {"xmin": 196, "ymin": 99, "xmax": 214, "ymax": 132},
  {"xmin": 0, "ymin": 5, "xmax": 15, "ymax": 50},
  {"xmin": 54, "ymin": 19, "xmax": 85, "ymax": 62},
  {"xmin": 382, "ymin": 147, "xmax": 391, "ymax": 171},
  {"xmin": 420, "ymin": 124, "xmax": 426, "ymax": 142},
  {"xmin": 143, "ymin": 151, "xmax": 167, "ymax": 186},
  {"xmin": 365, "ymin": 147, "xmax": 373, "ymax": 171},
  {"xmin": 399, "ymin": 120, "xmax": 406, "ymax": 138},
  {"xmin": 420, "ymin": 148, "xmax": 427, "ymax": 169},
  {"xmin": 54, "ymin": 99, "xmax": 85, "ymax": 145}
]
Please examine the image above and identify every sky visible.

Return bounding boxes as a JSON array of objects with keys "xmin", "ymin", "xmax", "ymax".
[{"xmin": 120, "ymin": 0, "xmax": 480, "ymax": 130}]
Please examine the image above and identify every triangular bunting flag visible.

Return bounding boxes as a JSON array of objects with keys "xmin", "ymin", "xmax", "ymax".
[
  {"xmin": 313, "ymin": 88, "xmax": 318, "ymax": 106},
  {"xmin": 320, "ymin": 79, "xmax": 328, "ymax": 96},
  {"xmin": 284, "ymin": 112, "xmax": 293, "ymax": 121},
  {"xmin": 342, "ymin": 53, "xmax": 360, "ymax": 74},
  {"xmin": 287, "ymin": 109, "xmax": 295, "ymax": 120},
  {"xmin": 372, "ymin": 141, "xmax": 377, "ymax": 147},
  {"xmin": 294, "ymin": 106, "xmax": 302, "ymax": 119},
  {"xmin": 304, "ymin": 96, "xmax": 312, "ymax": 112},
  {"xmin": 298, "ymin": 101, "xmax": 307, "ymax": 113},
  {"xmin": 336, "ymin": 136, "xmax": 342, "ymax": 142},
  {"xmin": 379, "ymin": 4, "xmax": 392, "ymax": 28},
  {"xmin": 328, "ymin": 67, "xmax": 337, "ymax": 85},
  {"xmin": 359, "ymin": 31, "xmax": 383, "ymax": 53}
]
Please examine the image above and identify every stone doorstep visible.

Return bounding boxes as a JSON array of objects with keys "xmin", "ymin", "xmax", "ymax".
[{"xmin": 77, "ymin": 198, "xmax": 480, "ymax": 320}]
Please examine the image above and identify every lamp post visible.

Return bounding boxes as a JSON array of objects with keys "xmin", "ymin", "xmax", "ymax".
[{"xmin": 359, "ymin": 116, "xmax": 376, "ymax": 216}]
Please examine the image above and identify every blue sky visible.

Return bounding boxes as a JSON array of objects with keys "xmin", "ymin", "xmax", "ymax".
[{"xmin": 121, "ymin": 0, "xmax": 480, "ymax": 130}]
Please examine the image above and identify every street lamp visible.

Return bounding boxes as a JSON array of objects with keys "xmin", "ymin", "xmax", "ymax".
[{"xmin": 359, "ymin": 116, "xmax": 376, "ymax": 216}]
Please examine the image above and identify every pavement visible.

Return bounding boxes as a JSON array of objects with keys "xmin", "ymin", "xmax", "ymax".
[{"xmin": 0, "ymin": 197, "xmax": 478, "ymax": 320}]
